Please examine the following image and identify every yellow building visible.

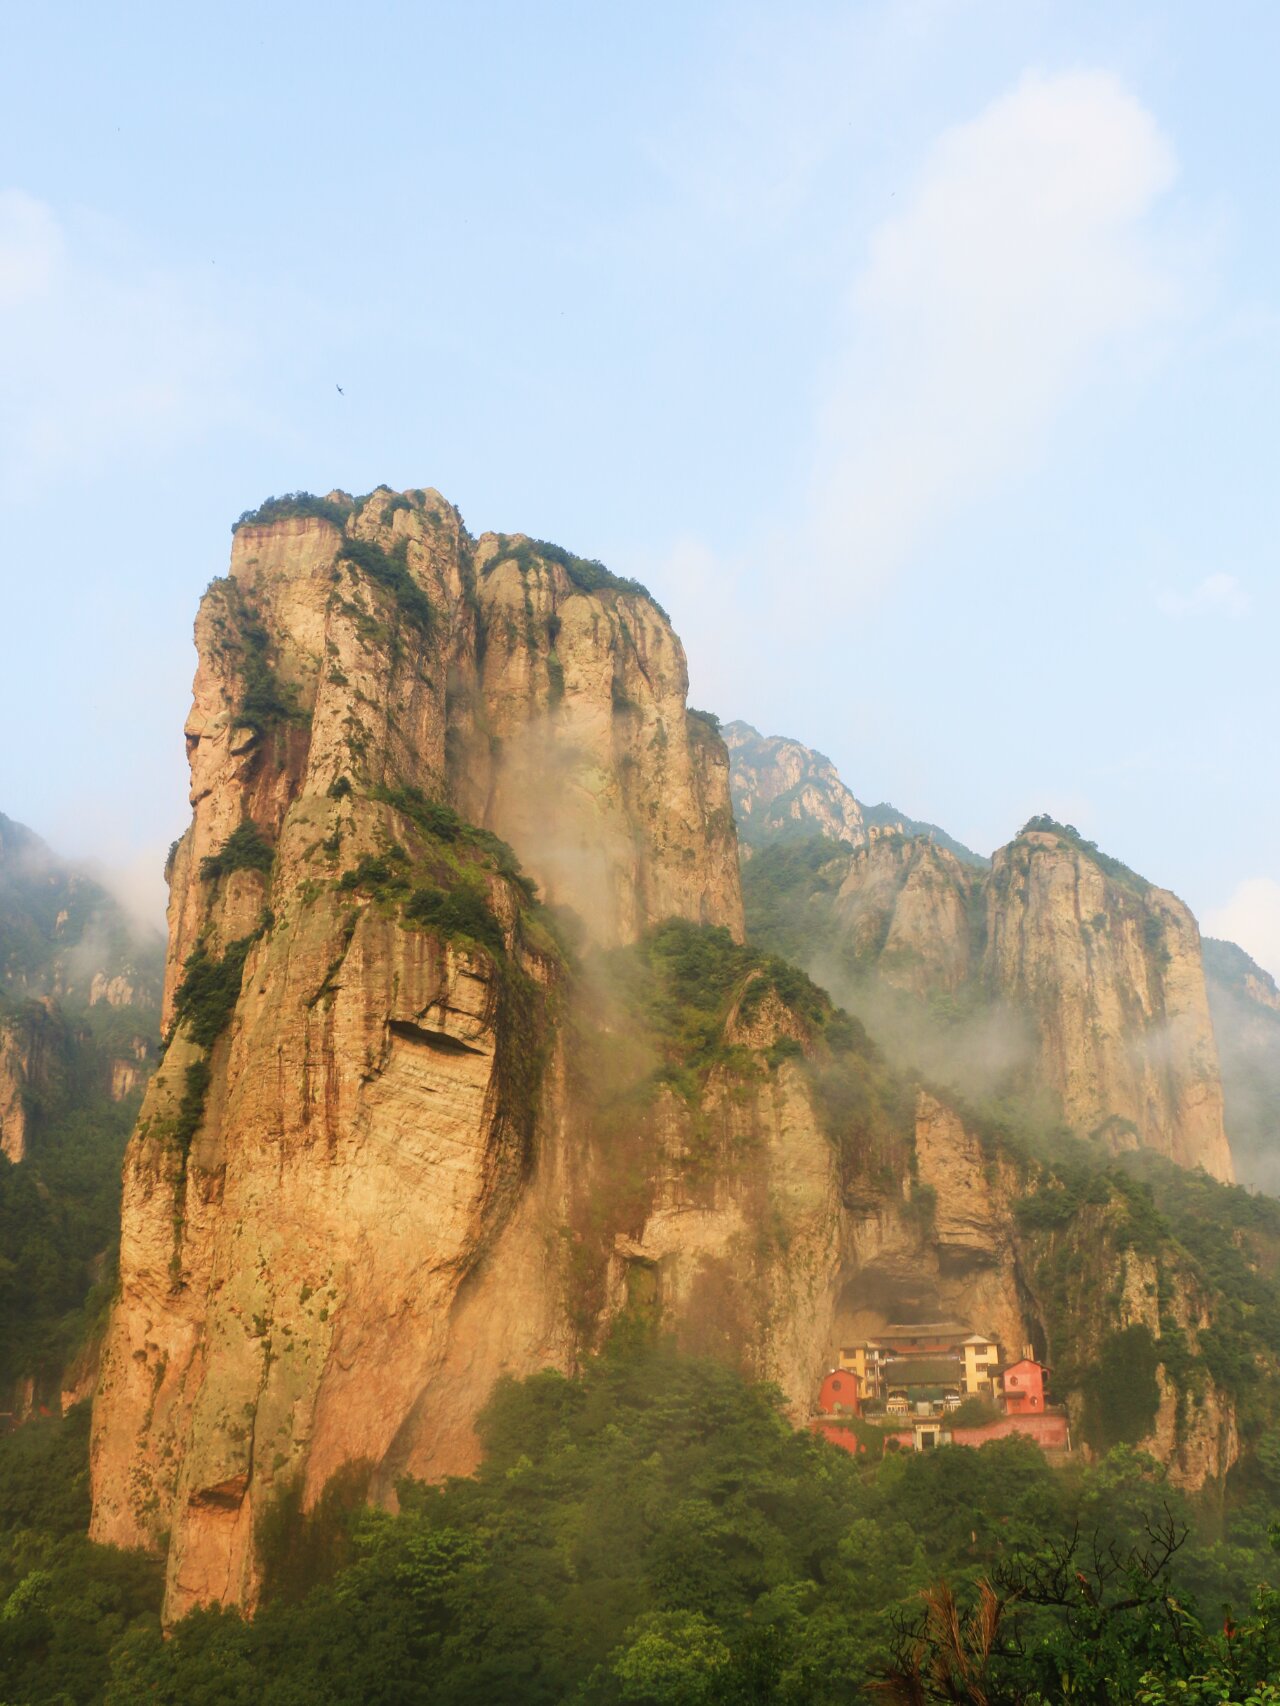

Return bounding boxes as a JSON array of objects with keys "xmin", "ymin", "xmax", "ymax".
[
  {"xmin": 960, "ymin": 1334, "xmax": 1000, "ymax": 1395},
  {"xmin": 838, "ymin": 1326, "xmax": 1002, "ymax": 1404},
  {"xmin": 839, "ymin": 1343, "xmax": 888, "ymax": 1397}
]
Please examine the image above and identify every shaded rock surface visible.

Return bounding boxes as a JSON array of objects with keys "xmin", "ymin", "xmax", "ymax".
[{"xmin": 1203, "ymin": 937, "xmax": 1280, "ymax": 1193}]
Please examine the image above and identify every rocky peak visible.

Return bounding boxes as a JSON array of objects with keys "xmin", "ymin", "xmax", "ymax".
[
  {"xmin": 736, "ymin": 739, "xmax": 1235, "ymax": 1182},
  {"xmin": 168, "ymin": 490, "xmax": 740, "ymax": 1006},
  {"xmin": 723, "ymin": 721, "xmax": 866, "ymax": 852},
  {"xmin": 986, "ymin": 821, "xmax": 1232, "ymax": 1180}
]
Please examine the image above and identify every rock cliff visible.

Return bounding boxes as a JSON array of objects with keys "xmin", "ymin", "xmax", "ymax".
[
  {"xmin": 0, "ymin": 1001, "xmax": 60, "ymax": 1163},
  {"xmin": 90, "ymin": 490, "xmax": 745, "ymax": 1617},
  {"xmin": 88, "ymin": 489, "xmax": 1251, "ymax": 1622},
  {"xmin": 985, "ymin": 827, "xmax": 1231, "ymax": 1180},
  {"xmin": 724, "ymin": 721, "xmax": 866, "ymax": 852},
  {"xmin": 733, "ymin": 731, "xmax": 1234, "ymax": 1182},
  {"xmin": 833, "ymin": 830, "xmax": 978, "ymax": 1000},
  {"xmin": 1203, "ymin": 937, "xmax": 1280, "ymax": 1193}
]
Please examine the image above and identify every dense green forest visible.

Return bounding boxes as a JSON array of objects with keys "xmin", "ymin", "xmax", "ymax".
[
  {"xmin": 3, "ymin": 1345, "xmax": 1280, "ymax": 1704},
  {"xmin": 4, "ymin": 816, "xmax": 1280, "ymax": 1701},
  {"xmin": 0, "ymin": 1014, "xmax": 144, "ymax": 1396}
]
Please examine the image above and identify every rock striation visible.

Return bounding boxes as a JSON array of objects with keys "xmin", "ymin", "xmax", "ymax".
[
  {"xmin": 0, "ymin": 1002, "xmax": 58, "ymax": 1163},
  {"xmin": 90, "ymin": 491, "xmax": 746, "ymax": 1616},
  {"xmin": 834, "ymin": 830, "xmax": 978, "ymax": 1000},
  {"xmin": 985, "ymin": 828, "xmax": 1231, "ymax": 1179}
]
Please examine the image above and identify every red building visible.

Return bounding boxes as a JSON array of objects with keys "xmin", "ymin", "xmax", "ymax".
[
  {"xmin": 998, "ymin": 1358, "xmax": 1048, "ymax": 1415},
  {"xmin": 817, "ymin": 1369, "xmax": 861, "ymax": 1415}
]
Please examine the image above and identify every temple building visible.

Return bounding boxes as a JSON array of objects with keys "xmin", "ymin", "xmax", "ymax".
[
  {"xmin": 812, "ymin": 1324, "xmax": 1068, "ymax": 1456},
  {"xmin": 838, "ymin": 1323, "xmax": 1000, "ymax": 1407}
]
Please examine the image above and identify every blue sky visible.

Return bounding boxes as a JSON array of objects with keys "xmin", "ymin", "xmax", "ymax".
[{"xmin": 2, "ymin": 1, "xmax": 1277, "ymax": 974}]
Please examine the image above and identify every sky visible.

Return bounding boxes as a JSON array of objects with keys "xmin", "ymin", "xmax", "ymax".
[{"xmin": 1, "ymin": 1, "xmax": 1277, "ymax": 976}]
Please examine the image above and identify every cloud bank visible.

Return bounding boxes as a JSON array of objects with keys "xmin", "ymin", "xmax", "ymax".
[
  {"xmin": 661, "ymin": 67, "xmax": 1183, "ymax": 720},
  {"xmin": 811, "ymin": 68, "xmax": 1179, "ymax": 596},
  {"xmin": 1156, "ymin": 572, "xmax": 1249, "ymax": 618}
]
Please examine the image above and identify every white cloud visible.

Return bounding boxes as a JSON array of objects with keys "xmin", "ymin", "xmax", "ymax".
[
  {"xmin": 1204, "ymin": 877, "xmax": 1280, "ymax": 983},
  {"xmin": 0, "ymin": 190, "xmax": 63, "ymax": 308},
  {"xmin": 1156, "ymin": 572, "xmax": 1249, "ymax": 617},
  {"xmin": 810, "ymin": 69, "xmax": 1179, "ymax": 596},
  {"xmin": 655, "ymin": 67, "xmax": 1185, "ymax": 708},
  {"xmin": 0, "ymin": 190, "xmax": 245, "ymax": 495}
]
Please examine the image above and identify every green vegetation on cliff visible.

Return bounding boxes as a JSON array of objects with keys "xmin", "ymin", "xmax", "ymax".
[
  {"xmin": 596, "ymin": 919, "xmax": 903, "ymax": 1158},
  {"xmin": 170, "ymin": 933, "xmax": 259, "ymax": 1049},
  {"xmin": 199, "ymin": 820, "xmax": 275, "ymax": 882},
  {"xmin": 336, "ymin": 535, "xmax": 434, "ymax": 633},
  {"xmin": 0, "ymin": 1022, "xmax": 142, "ymax": 1392},
  {"xmin": 485, "ymin": 534, "xmax": 667, "ymax": 618},
  {"xmin": 232, "ymin": 491, "xmax": 354, "ymax": 532}
]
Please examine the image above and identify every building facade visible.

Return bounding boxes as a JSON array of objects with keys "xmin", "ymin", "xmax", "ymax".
[{"xmin": 818, "ymin": 1326, "xmax": 1062, "ymax": 1456}]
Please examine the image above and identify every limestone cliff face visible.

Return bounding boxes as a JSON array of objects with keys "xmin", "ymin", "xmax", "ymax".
[
  {"xmin": 1203, "ymin": 937, "xmax": 1280, "ymax": 1194},
  {"xmin": 737, "ymin": 734, "xmax": 1234, "ymax": 1181},
  {"xmin": 89, "ymin": 491, "xmax": 1240, "ymax": 1621},
  {"xmin": 0, "ymin": 1003, "xmax": 58, "ymax": 1163},
  {"xmin": 723, "ymin": 722, "xmax": 866, "ymax": 852},
  {"xmin": 985, "ymin": 831, "xmax": 1231, "ymax": 1180},
  {"xmin": 908, "ymin": 1092, "xmax": 1236, "ymax": 1487},
  {"xmin": 161, "ymin": 495, "xmax": 739, "ymax": 1017},
  {"xmin": 90, "ymin": 490, "xmax": 745, "ymax": 1618},
  {"xmin": 833, "ymin": 831, "xmax": 977, "ymax": 999},
  {"xmin": 456, "ymin": 537, "xmax": 741, "ymax": 947}
]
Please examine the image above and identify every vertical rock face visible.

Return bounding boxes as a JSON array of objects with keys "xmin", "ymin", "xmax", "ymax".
[
  {"xmin": 162, "ymin": 496, "xmax": 740, "ymax": 1011},
  {"xmin": 1202, "ymin": 938, "xmax": 1280, "ymax": 1193},
  {"xmin": 834, "ymin": 831, "xmax": 977, "ymax": 999},
  {"xmin": 985, "ymin": 830, "xmax": 1231, "ymax": 1179},
  {"xmin": 457, "ymin": 538, "xmax": 742, "ymax": 946},
  {"xmin": 0, "ymin": 1003, "xmax": 57, "ymax": 1163},
  {"xmin": 89, "ymin": 490, "xmax": 745, "ymax": 1619},
  {"xmin": 730, "ymin": 724, "xmax": 1233, "ymax": 1183}
]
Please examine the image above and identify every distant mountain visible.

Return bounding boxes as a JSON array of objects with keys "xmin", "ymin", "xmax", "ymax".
[
  {"xmin": 0, "ymin": 811, "xmax": 162, "ymax": 1009},
  {"xmin": 722, "ymin": 721, "xmax": 985, "ymax": 867},
  {"xmin": 858, "ymin": 800, "xmax": 988, "ymax": 868},
  {"xmin": 1203, "ymin": 937, "xmax": 1280, "ymax": 1195},
  {"xmin": 0, "ymin": 813, "xmax": 162, "ymax": 1414}
]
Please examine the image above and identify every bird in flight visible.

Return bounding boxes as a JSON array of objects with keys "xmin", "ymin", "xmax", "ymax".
[{"xmin": 336, "ymin": 384, "xmax": 344, "ymax": 395}]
